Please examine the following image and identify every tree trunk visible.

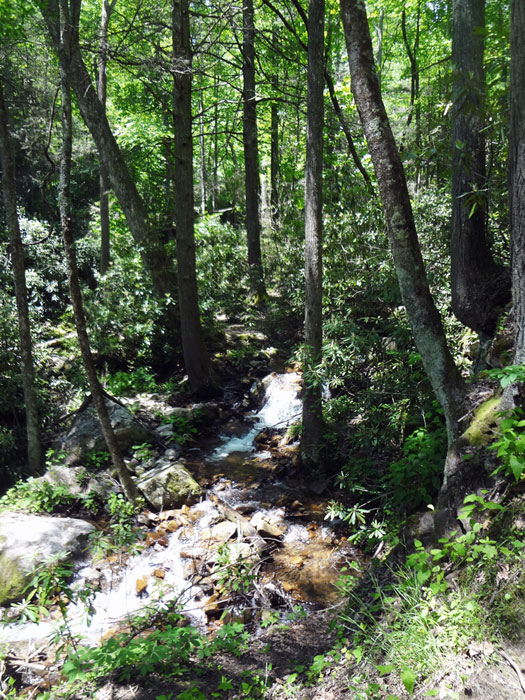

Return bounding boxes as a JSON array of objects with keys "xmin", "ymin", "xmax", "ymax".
[
  {"xmin": 265, "ymin": 0, "xmax": 373, "ymax": 193},
  {"xmin": 0, "ymin": 80, "xmax": 41, "ymax": 475},
  {"xmin": 242, "ymin": 0, "xmax": 267, "ymax": 302},
  {"xmin": 270, "ymin": 29, "xmax": 279, "ymax": 229},
  {"xmin": 198, "ymin": 88, "xmax": 207, "ymax": 216},
  {"xmin": 172, "ymin": 0, "xmax": 215, "ymax": 396},
  {"xmin": 451, "ymin": 0, "xmax": 510, "ymax": 337},
  {"xmin": 339, "ymin": 0, "xmax": 466, "ymax": 443},
  {"xmin": 41, "ymin": 0, "xmax": 179, "ymax": 323},
  {"xmin": 57, "ymin": 6, "xmax": 138, "ymax": 503},
  {"xmin": 98, "ymin": 0, "xmax": 115, "ymax": 275},
  {"xmin": 509, "ymin": 0, "xmax": 525, "ymax": 367},
  {"xmin": 301, "ymin": 0, "xmax": 325, "ymax": 470}
]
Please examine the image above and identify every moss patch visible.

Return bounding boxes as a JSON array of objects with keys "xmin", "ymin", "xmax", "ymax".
[
  {"xmin": 463, "ymin": 396, "xmax": 502, "ymax": 447},
  {"xmin": 0, "ymin": 553, "xmax": 28, "ymax": 606}
]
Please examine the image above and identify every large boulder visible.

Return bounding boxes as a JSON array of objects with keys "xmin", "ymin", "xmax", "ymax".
[
  {"xmin": 40, "ymin": 465, "xmax": 117, "ymax": 500},
  {"xmin": 136, "ymin": 462, "xmax": 202, "ymax": 510},
  {"xmin": 0, "ymin": 513, "xmax": 95, "ymax": 605},
  {"xmin": 58, "ymin": 398, "xmax": 154, "ymax": 465}
]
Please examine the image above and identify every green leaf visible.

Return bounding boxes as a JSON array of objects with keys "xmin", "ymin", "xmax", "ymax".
[
  {"xmin": 376, "ymin": 664, "xmax": 395, "ymax": 676},
  {"xmin": 400, "ymin": 668, "xmax": 417, "ymax": 695},
  {"xmin": 510, "ymin": 454, "xmax": 525, "ymax": 481}
]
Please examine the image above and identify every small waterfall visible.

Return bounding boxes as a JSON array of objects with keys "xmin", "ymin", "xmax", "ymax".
[{"xmin": 211, "ymin": 372, "xmax": 302, "ymax": 460}]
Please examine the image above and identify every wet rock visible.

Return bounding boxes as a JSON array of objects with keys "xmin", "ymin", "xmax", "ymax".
[
  {"xmin": 201, "ymin": 520, "xmax": 237, "ymax": 543},
  {"xmin": 164, "ymin": 446, "xmax": 182, "ymax": 460},
  {"xmin": 409, "ymin": 508, "xmax": 454, "ymax": 546},
  {"xmin": 308, "ymin": 478, "xmax": 329, "ymax": 495},
  {"xmin": 57, "ymin": 398, "xmax": 154, "ymax": 465},
  {"xmin": 136, "ymin": 462, "xmax": 202, "ymax": 510},
  {"xmin": 156, "ymin": 424, "xmax": 174, "ymax": 438},
  {"xmin": 0, "ymin": 513, "xmax": 95, "ymax": 605},
  {"xmin": 250, "ymin": 512, "xmax": 286, "ymax": 538}
]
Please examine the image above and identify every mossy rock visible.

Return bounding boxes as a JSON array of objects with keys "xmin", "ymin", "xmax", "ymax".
[
  {"xmin": 0, "ymin": 553, "xmax": 27, "ymax": 606},
  {"xmin": 136, "ymin": 462, "xmax": 202, "ymax": 510},
  {"xmin": 463, "ymin": 396, "xmax": 502, "ymax": 447}
]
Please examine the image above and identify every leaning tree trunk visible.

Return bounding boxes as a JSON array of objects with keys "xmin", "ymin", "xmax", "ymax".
[
  {"xmin": 172, "ymin": 0, "xmax": 215, "ymax": 395},
  {"xmin": 57, "ymin": 6, "xmax": 138, "ymax": 503},
  {"xmin": 451, "ymin": 0, "xmax": 510, "ymax": 337},
  {"xmin": 42, "ymin": 0, "xmax": 179, "ymax": 326},
  {"xmin": 509, "ymin": 0, "xmax": 525, "ymax": 368},
  {"xmin": 301, "ymin": 0, "xmax": 325, "ymax": 470},
  {"xmin": 339, "ymin": 0, "xmax": 466, "ymax": 443},
  {"xmin": 242, "ymin": 0, "xmax": 267, "ymax": 302},
  {"xmin": 0, "ymin": 79, "xmax": 41, "ymax": 474}
]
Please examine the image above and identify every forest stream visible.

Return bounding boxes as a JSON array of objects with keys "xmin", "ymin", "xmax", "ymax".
[{"xmin": 0, "ymin": 370, "xmax": 361, "ymax": 692}]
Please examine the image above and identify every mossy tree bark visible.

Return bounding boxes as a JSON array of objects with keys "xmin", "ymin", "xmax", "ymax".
[
  {"xmin": 301, "ymin": 0, "xmax": 325, "ymax": 470},
  {"xmin": 57, "ymin": 2, "xmax": 138, "ymax": 503},
  {"xmin": 0, "ymin": 80, "xmax": 41, "ymax": 475},
  {"xmin": 451, "ymin": 0, "xmax": 510, "ymax": 337},
  {"xmin": 339, "ymin": 0, "xmax": 467, "ymax": 443}
]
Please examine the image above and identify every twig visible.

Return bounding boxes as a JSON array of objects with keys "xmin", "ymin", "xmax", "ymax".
[{"xmin": 498, "ymin": 650, "xmax": 525, "ymax": 694}]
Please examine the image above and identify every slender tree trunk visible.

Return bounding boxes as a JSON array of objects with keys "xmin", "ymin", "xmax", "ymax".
[
  {"xmin": 265, "ymin": 0, "xmax": 373, "ymax": 193},
  {"xmin": 98, "ymin": 0, "xmax": 115, "ymax": 275},
  {"xmin": 41, "ymin": 0, "xmax": 179, "ymax": 325},
  {"xmin": 57, "ymin": 5, "xmax": 138, "ymax": 503},
  {"xmin": 212, "ymin": 75, "xmax": 219, "ymax": 212},
  {"xmin": 172, "ymin": 0, "xmax": 214, "ymax": 395},
  {"xmin": 242, "ymin": 0, "xmax": 267, "ymax": 302},
  {"xmin": 301, "ymin": 0, "xmax": 324, "ymax": 470},
  {"xmin": 339, "ymin": 0, "xmax": 466, "ymax": 443},
  {"xmin": 402, "ymin": 3, "xmax": 421, "ymax": 145},
  {"xmin": 270, "ymin": 29, "xmax": 279, "ymax": 229},
  {"xmin": 0, "ymin": 80, "xmax": 41, "ymax": 475},
  {"xmin": 198, "ymin": 88, "xmax": 207, "ymax": 216},
  {"xmin": 509, "ymin": 0, "xmax": 525, "ymax": 367},
  {"xmin": 451, "ymin": 0, "xmax": 510, "ymax": 337}
]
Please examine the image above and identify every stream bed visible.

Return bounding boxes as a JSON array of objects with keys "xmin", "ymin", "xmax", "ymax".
[{"xmin": 1, "ymin": 372, "xmax": 359, "ymax": 659}]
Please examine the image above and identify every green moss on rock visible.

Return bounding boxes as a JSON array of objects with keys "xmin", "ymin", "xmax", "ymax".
[
  {"xmin": 463, "ymin": 396, "xmax": 502, "ymax": 447},
  {"xmin": 0, "ymin": 553, "xmax": 28, "ymax": 606}
]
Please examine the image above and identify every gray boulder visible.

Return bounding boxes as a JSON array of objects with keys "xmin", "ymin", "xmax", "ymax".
[
  {"xmin": 41, "ymin": 465, "xmax": 117, "ymax": 500},
  {"xmin": 58, "ymin": 398, "xmax": 154, "ymax": 465},
  {"xmin": 136, "ymin": 462, "xmax": 202, "ymax": 510},
  {"xmin": 0, "ymin": 513, "xmax": 95, "ymax": 605}
]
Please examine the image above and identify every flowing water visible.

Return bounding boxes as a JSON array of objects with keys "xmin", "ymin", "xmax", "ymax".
[{"xmin": 1, "ymin": 372, "xmax": 358, "ymax": 652}]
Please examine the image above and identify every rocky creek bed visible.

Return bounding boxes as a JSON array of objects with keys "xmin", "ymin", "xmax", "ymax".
[{"xmin": 0, "ymin": 370, "xmax": 362, "ymax": 697}]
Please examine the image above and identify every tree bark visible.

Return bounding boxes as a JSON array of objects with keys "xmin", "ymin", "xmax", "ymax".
[
  {"xmin": 198, "ymin": 88, "xmax": 207, "ymax": 216},
  {"xmin": 339, "ymin": 0, "xmax": 466, "ymax": 443},
  {"xmin": 41, "ymin": 0, "xmax": 179, "ymax": 322},
  {"xmin": 172, "ymin": 0, "xmax": 215, "ymax": 395},
  {"xmin": 270, "ymin": 29, "xmax": 279, "ymax": 229},
  {"xmin": 0, "ymin": 80, "xmax": 41, "ymax": 475},
  {"xmin": 98, "ymin": 0, "xmax": 115, "ymax": 275},
  {"xmin": 451, "ymin": 0, "xmax": 510, "ymax": 337},
  {"xmin": 242, "ymin": 0, "xmax": 267, "ymax": 302},
  {"xmin": 301, "ymin": 0, "xmax": 325, "ymax": 470},
  {"xmin": 509, "ymin": 0, "xmax": 525, "ymax": 367},
  {"xmin": 57, "ymin": 2, "xmax": 138, "ymax": 503}
]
